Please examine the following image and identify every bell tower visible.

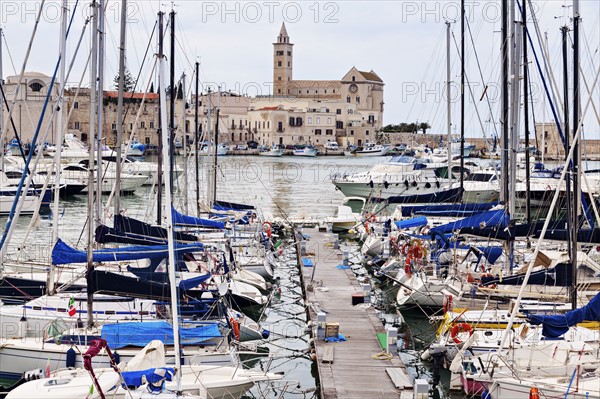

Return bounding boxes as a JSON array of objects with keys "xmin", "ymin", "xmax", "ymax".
[{"xmin": 273, "ymin": 23, "xmax": 293, "ymax": 96}]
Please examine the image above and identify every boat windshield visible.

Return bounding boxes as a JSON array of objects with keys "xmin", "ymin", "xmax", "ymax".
[
  {"xmin": 464, "ymin": 173, "xmax": 497, "ymax": 182},
  {"xmin": 389, "ymin": 155, "xmax": 416, "ymax": 164}
]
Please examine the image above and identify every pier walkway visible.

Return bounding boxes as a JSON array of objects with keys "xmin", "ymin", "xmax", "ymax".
[{"xmin": 297, "ymin": 227, "xmax": 414, "ymax": 399}]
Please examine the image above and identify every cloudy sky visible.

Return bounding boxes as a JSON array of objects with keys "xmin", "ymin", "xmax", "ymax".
[{"xmin": 1, "ymin": 0, "xmax": 599, "ymax": 141}]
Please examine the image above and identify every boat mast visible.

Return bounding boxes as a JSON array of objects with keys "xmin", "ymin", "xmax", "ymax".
[
  {"xmin": 0, "ymin": 28, "xmax": 4, "ymax": 171},
  {"xmin": 49, "ymin": 0, "xmax": 69, "ymax": 295},
  {"xmin": 156, "ymin": 12, "xmax": 164, "ymax": 224},
  {"xmin": 561, "ymin": 24, "xmax": 572, "ymax": 277},
  {"xmin": 522, "ymin": 0, "xmax": 531, "ymax": 226},
  {"xmin": 459, "ymin": 0, "xmax": 465, "ymax": 197},
  {"xmin": 157, "ymin": 19, "xmax": 182, "ymax": 392},
  {"xmin": 571, "ymin": 0, "xmax": 581, "ymax": 309},
  {"xmin": 205, "ymin": 88, "xmax": 212, "ymax": 204},
  {"xmin": 86, "ymin": 0, "xmax": 99, "ymax": 328},
  {"xmin": 213, "ymin": 88, "xmax": 220, "ymax": 206},
  {"xmin": 194, "ymin": 61, "xmax": 200, "ymax": 216},
  {"xmin": 114, "ymin": 0, "xmax": 127, "ymax": 216},
  {"xmin": 169, "ymin": 8, "xmax": 176, "ymax": 196},
  {"xmin": 181, "ymin": 72, "xmax": 188, "ymax": 214},
  {"xmin": 95, "ymin": 0, "xmax": 105, "ymax": 223},
  {"xmin": 446, "ymin": 22, "xmax": 452, "ymax": 189}
]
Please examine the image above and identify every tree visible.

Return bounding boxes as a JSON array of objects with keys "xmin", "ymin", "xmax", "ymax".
[
  {"xmin": 113, "ymin": 67, "xmax": 135, "ymax": 92},
  {"xmin": 419, "ymin": 122, "xmax": 431, "ymax": 134}
]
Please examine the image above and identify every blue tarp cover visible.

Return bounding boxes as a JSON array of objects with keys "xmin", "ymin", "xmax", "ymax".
[
  {"xmin": 121, "ymin": 367, "xmax": 174, "ymax": 386},
  {"xmin": 401, "ymin": 202, "xmax": 499, "ymax": 217},
  {"xmin": 302, "ymin": 258, "xmax": 313, "ymax": 267},
  {"xmin": 178, "ymin": 274, "xmax": 211, "ymax": 290},
  {"xmin": 394, "ymin": 216, "xmax": 428, "ymax": 230},
  {"xmin": 52, "ymin": 239, "xmax": 204, "ymax": 265},
  {"xmin": 172, "ymin": 207, "xmax": 225, "ymax": 230},
  {"xmin": 431, "ymin": 209, "xmax": 508, "ymax": 236},
  {"xmin": 101, "ymin": 321, "xmax": 222, "ymax": 349},
  {"xmin": 528, "ymin": 292, "xmax": 600, "ymax": 338}
]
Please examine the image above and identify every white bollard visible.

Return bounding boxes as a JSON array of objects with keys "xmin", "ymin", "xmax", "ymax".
[
  {"xmin": 386, "ymin": 326, "xmax": 398, "ymax": 355},
  {"xmin": 414, "ymin": 379, "xmax": 429, "ymax": 399}
]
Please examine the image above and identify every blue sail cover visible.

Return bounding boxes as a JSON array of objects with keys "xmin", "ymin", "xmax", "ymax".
[
  {"xmin": 400, "ymin": 202, "xmax": 499, "ymax": 217},
  {"xmin": 528, "ymin": 292, "xmax": 600, "ymax": 338},
  {"xmin": 394, "ymin": 216, "xmax": 428, "ymax": 230},
  {"xmin": 52, "ymin": 239, "xmax": 203, "ymax": 265},
  {"xmin": 121, "ymin": 368, "xmax": 174, "ymax": 387},
  {"xmin": 430, "ymin": 209, "xmax": 508, "ymax": 236},
  {"xmin": 101, "ymin": 320, "xmax": 222, "ymax": 349},
  {"xmin": 172, "ymin": 207, "xmax": 225, "ymax": 230}
]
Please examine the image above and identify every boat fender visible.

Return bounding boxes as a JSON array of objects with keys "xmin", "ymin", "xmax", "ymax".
[
  {"xmin": 442, "ymin": 294, "xmax": 453, "ymax": 314},
  {"xmin": 66, "ymin": 347, "xmax": 77, "ymax": 368},
  {"xmin": 436, "ymin": 181, "xmax": 440, "ymax": 188},
  {"xmin": 404, "ymin": 180, "xmax": 409, "ymax": 188},
  {"xmin": 18, "ymin": 315, "xmax": 27, "ymax": 338},
  {"xmin": 113, "ymin": 351, "xmax": 120, "ymax": 365},
  {"xmin": 411, "ymin": 181, "xmax": 418, "ymax": 187},
  {"xmin": 425, "ymin": 182, "xmax": 431, "ymax": 189},
  {"xmin": 383, "ymin": 181, "xmax": 389, "ymax": 189},
  {"xmin": 230, "ymin": 318, "xmax": 240, "ymax": 340},
  {"xmin": 369, "ymin": 180, "xmax": 374, "ymax": 188},
  {"xmin": 529, "ymin": 387, "xmax": 539, "ymax": 399},
  {"xmin": 479, "ymin": 273, "xmax": 497, "ymax": 289},
  {"xmin": 420, "ymin": 349, "xmax": 431, "ymax": 361},
  {"xmin": 450, "ymin": 323, "xmax": 473, "ymax": 345},
  {"xmin": 261, "ymin": 329, "xmax": 271, "ymax": 339},
  {"xmin": 481, "ymin": 390, "xmax": 491, "ymax": 399}
]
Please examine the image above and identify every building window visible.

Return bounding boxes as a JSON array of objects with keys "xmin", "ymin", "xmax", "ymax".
[
  {"xmin": 29, "ymin": 82, "xmax": 43, "ymax": 92},
  {"xmin": 287, "ymin": 51, "xmax": 291, "ymax": 56},
  {"xmin": 278, "ymin": 89, "xmax": 281, "ymax": 94},
  {"xmin": 267, "ymin": 121, "xmax": 270, "ymax": 129},
  {"xmin": 315, "ymin": 129, "xmax": 322, "ymax": 135},
  {"xmin": 289, "ymin": 117, "xmax": 295, "ymax": 126},
  {"xmin": 287, "ymin": 61, "xmax": 290, "ymax": 67},
  {"xmin": 278, "ymin": 76, "xmax": 281, "ymax": 81},
  {"xmin": 129, "ymin": 123, "xmax": 133, "ymax": 131},
  {"xmin": 308, "ymin": 117, "xmax": 312, "ymax": 124},
  {"xmin": 366, "ymin": 130, "xmax": 369, "ymax": 136},
  {"xmin": 336, "ymin": 121, "xmax": 343, "ymax": 129},
  {"xmin": 145, "ymin": 137, "xmax": 150, "ymax": 144},
  {"xmin": 352, "ymin": 76, "xmax": 355, "ymax": 82},
  {"xmin": 81, "ymin": 133, "xmax": 87, "ymax": 142},
  {"xmin": 306, "ymin": 90, "xmax": 309, "ymax": 94},
  {"xmin": 347, "ymin": 96, "xmax": 351, "ymax": 103},
  {"xmin": 276, "ymin": 50, "xmax": 284, "ymax": 56},
  {"xmin": 140, "ymin": 121, "xmax": 146, "ymax": 128},
  {"xmin": 327, "ymin": 117, "xmax": 331, "ymax": 124},
  {"xmin": 74, "ymin": 121, "xmax": 80, "ymax": 130},
  {"xmin": 296, "ymin": 117, "xmax": 302, "ymax": 126},
  {"xmin": 74, "ymin": 101, "xmax": 79, "ymax": 109},
  {"xmin": 368, "ymin": 115, "xmax": 375, "ymax": 124},
  {"xmin": 350, "ymin": 130, "xmax": 354, "ymax": 136},
  {"xmin": 336, "ymin": 109, "xmax": 341, "ymax": 115},
  {"xmin": 326, "ymin": 129, "xmax": 333, "ymax": 135},
  {"xmin": 356, "ymin": 96, "xmax": 360, "ymax": 104},
  {"xmin": 316, "ymin": 117, "xmax": 320, "ymax": 124},
  {"xmin": 278, "ymin": 61, "xmax": 282, "ymax": 67},
  {"xmin": 150, "ymin": 121, "xmax": 155, "ymax": 129},
  {"xmin": 112, "ymin": 123, "xmax": 117, "ymax": 130}
]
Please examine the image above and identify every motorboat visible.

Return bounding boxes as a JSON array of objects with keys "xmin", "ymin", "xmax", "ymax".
[
  {"xmin": 258, "ymin": 145, "xmax": 284, "ymax": 157},
  {"xmin": 354, "ymin": 143, "xmax": 389, "ymax": 157},
  {"xmin": 123, "ymin": 139, "xmax": 147, "ymax": 156},
  {"xmin": 293, "ymin": 145, "xmax": 317, "ymax": 157}
]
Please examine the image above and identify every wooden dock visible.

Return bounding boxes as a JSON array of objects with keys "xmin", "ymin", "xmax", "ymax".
[{"xmin": 297, "ymin": 227, "xmax": 414, "ymax": 399}]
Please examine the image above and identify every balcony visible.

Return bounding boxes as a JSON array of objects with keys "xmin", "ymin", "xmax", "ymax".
[{"xmin": 277, "ymin": 128, "xmax": 285, "ymax": 133}]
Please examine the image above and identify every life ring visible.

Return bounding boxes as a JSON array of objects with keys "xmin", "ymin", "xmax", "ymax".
[
  {"xmin": 443, "ymin": 294, "xmax": 453, "ymax": 314},
  {"xmin": 230, "ymin": 317, "xmax": 240, "ymax": 340},
  {"xmin": 479, "ymin": 273, "xmax": 497, "ymax": 289},
  {"xmin": 408, "ymin": 246, "xmax": 424, "ymax": 260},
  {"xmin": 450, "ymin": 323, "xmax": 473, "ymax": 345},
  {"xmin": 365, "ymin": 213, "xmax": 376, "ymax": 223},
  {"xmin": 262, "ymin": 222, "xmax": 272, "ymax": 238},
  {"xmin": 401, "ymin": 242, "xmax": 411, "ymax": 256},
  {"xmin": 404, "ymin": 258, "xmax": 412, "ymax": 277}
]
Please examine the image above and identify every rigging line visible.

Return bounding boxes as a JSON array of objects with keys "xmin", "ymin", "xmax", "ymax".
[
  {"xmin": 451, "ymin": 32, "xmax": 487, "ymax": 141},
  {"xmin": 465, "ymin": 14, "xmax": 498, "ymax": 142}
]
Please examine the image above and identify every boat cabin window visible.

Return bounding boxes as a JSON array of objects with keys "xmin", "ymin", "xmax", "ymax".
[{"xmin": 465, "ymin": 173, "xmax": 496, "ymax": 182}]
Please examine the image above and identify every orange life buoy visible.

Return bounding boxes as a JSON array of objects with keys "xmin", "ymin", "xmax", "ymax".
[
  {"xmin": 401, "ymin": 242, "xmax": 411, "ymax": 255},
  {"xmin": 230, "ymin": 317, "xmax": 240, "ymax": 340},
  {"xmin": 529, "ymin": 387, "xmax": 540, "ymax": 399},
  {"xmin": 450, "ymin": 323, "xmax": 473, "ymax": 345},
  {"xmin": 409, "ymin": 246, "xmax": 424, "ymax": 259},
  {"xmin": 442, "ymin": 294, "xmax": 453, "ymax": 314},
  {"xmin": 262, "ymin": 222, "xmax": 272, "ymax": 238},
  {"xmin": 479, "ymin": 273, "xmax": 497, "ymax": 289}
]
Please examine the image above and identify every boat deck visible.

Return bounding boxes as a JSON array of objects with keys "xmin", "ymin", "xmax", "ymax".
[{"xmin": 296, "ymin": 227, "xmax": 413, "ymax": 399}]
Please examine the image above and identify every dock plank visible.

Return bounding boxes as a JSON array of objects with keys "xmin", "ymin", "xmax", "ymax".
[{"xmin": 297, "ymin": 228, "xmax": 413, "ymax": 399}]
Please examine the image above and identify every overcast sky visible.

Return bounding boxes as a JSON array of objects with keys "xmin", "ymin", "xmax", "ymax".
[{"xmin": 1, "ymin": 0, "xmax": 599, "ymax": 141}]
